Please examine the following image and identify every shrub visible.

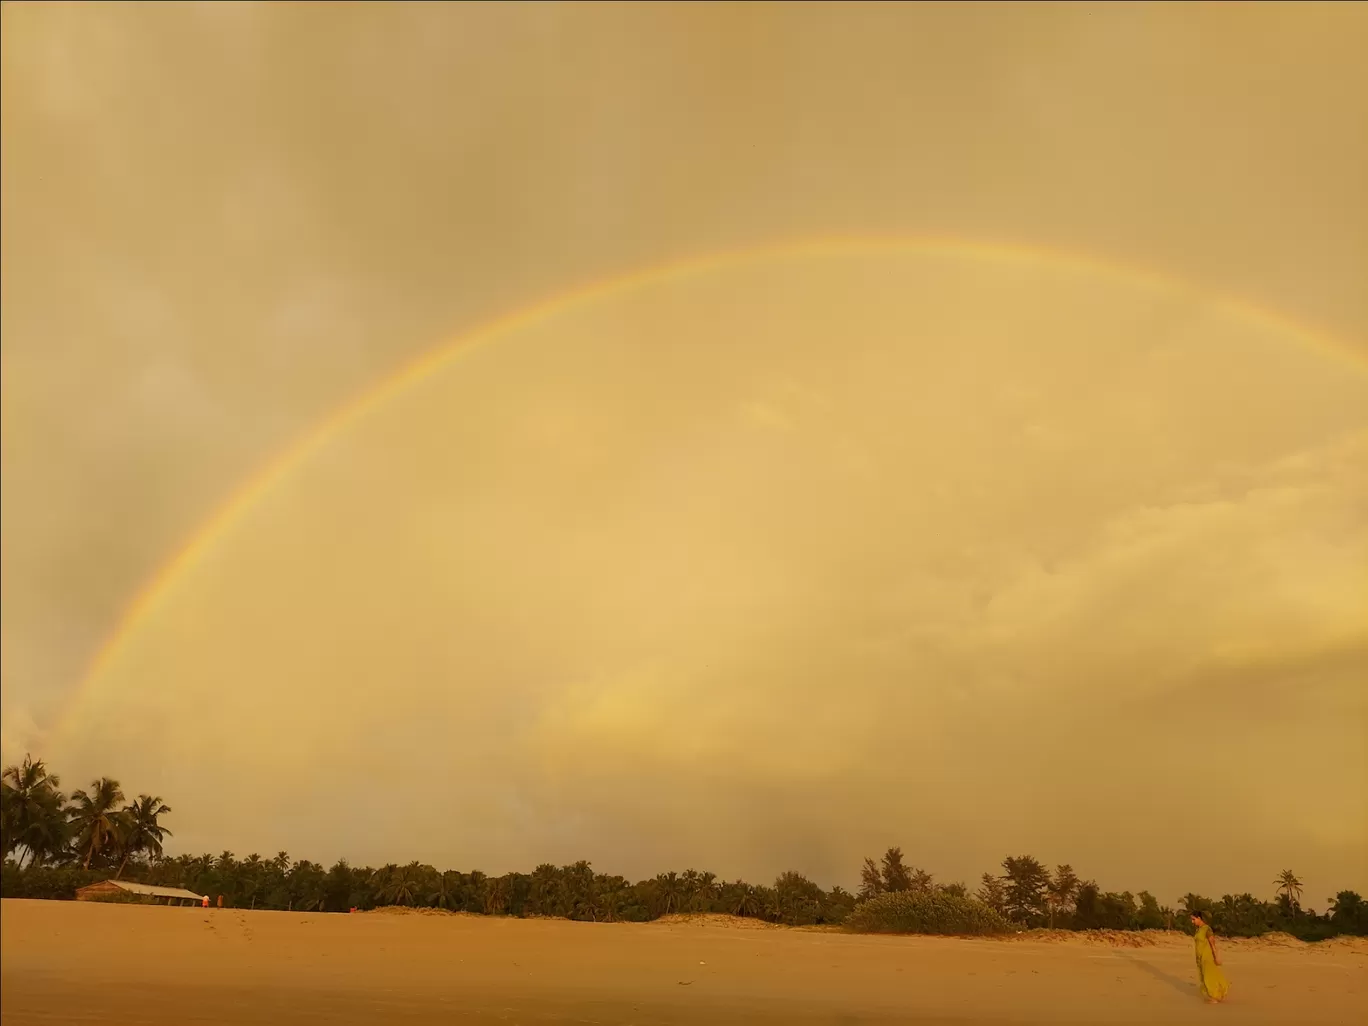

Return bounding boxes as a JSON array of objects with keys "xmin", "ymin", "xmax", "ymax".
[
  {"xmin": 846, "ymin": 890, "xmax": 1013, "ymax": 936},
  {"xmin": 2, "ymin": 863, "xmax": 102, "ymax": 900}
]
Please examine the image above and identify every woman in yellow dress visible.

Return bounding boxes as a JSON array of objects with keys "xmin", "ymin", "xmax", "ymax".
[{"xmin": 1190, "ymin": 911, "xmax": 1230, "ymax": 1003}]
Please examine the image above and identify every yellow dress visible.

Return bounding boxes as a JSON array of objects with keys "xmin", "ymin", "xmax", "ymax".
[{"xmin": 1194, "ymin": 924, "xmax": 1230, "ymax": 1002}]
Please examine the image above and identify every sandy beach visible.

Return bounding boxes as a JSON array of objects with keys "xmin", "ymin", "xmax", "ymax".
[{"xmin": 2, "ymin": 900, "xmax": 1363, "ymax": 1024}]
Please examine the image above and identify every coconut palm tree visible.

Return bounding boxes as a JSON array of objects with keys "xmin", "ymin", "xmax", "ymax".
[
  {"xmin": 530, "ymin": 863, "xmax": 561, "ymax": 916},
  {"xmin": 375, "ymin": 861, "xmax": 423, "ymax": 906},
  {"xmin": 1275, "ymin": 870, "xmax": 1304, "ymax": 910},
  {"xmin": 429, "ymin": 870, "xmax": 461, "ymax": 910},
  {"xmin": 729, "ymin": 882, "xmax": 762, "ymax": 918},
  {"xmin": 483, "ymin": 873, "xmax": 509, "ymax": 915},
  {"xmin": 560, "ymin": 861, "xmax": 595, "ymax": 919},
  {"xmin": 694, "ymin": 871, "xmax": 718, "ymax": 912},
  {"xmin": 655, "ymin": 871, "xmax": 683, "ymax": 916},
  {"xmin": 2, "ymin": 756, "xmax": 67, "ymax": 867},
  {"xmin": 599, "ymin": 886, "xmax": 627, "ymax": 923},
  {"xmin": 880, "ymin": 848, "xmax": 913, "ymax": 892},
  {"xmin": 114, "ymin": 794, "xmax": 173, "ymax": 878},
  {"xmin": 290, "ymin": 860, "xmax": 327, "ymax": 911},
  {"xmin": 67, "ymin": 777, "xmax": 126, "ymax": 870}
]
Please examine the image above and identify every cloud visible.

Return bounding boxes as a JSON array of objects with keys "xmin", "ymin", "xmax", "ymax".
[
  {"xmin": 43, "ymin": 247, "xmax": 1366, "ymax": 901},
  {"xmin": 0, "ymin": 702, "xmax": 49, "ymax": 768},
  {"xmin": 5, "ymin": 6, "xmax": 1367, "ymax": 903}
]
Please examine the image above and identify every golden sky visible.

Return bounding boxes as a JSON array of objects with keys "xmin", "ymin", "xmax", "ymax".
[{"xmin": 3, "ymin": 4, "xmax": 1366, "ymax": 901}]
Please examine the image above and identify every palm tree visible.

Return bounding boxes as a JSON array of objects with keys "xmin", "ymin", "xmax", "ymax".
[
  {"xmin": 880, "ymin": 848, "xmax": 913, "ymax": 892},
  {"xmin": 2, "ymin": 756, "xmax": 67, "ymax": 867},
  {"xmin": 375, "ymin": 862, "xmax": 423, "ymax": 906},
  {"xmin": 484, "ymin": 874, "xmax": 509, "ymax": 915},
  {"xmin": 695, "ymin": 871, "xmax": 718, "ymax": 912},
  {"xmin": 290, "ymin": 860, "xmax": 327, "ymax": 911},
  {"xmin": 679, "ymin": 869, "xmax": 702, "ymax": 910},
  {"xmin": 1275, "ymin": 870, "xmax": 1304, "ymax": 910},
  {"xmin": 429, "ymin": 870, "xmax": 461, "ymax": 910},
  {"xmin": 67, "ymin": 777, "xmax": 126, "ymax": 870},
  {"xmin": 530, "ymin": 863, "xmax": 561, "ymax": 916},
  {"xmin": 730, "ymin": 882, "xmax": 762, "ymax": 918},
  {"xmin": 599, "ymin": 887, "xmax": 626, "ymax": 923},
  {"xmin": 114, "ymin": 794, "xmax": 172, "ymax": 878},
  {"xmin": 654, "ymin": 871, "xmax": 684, "ymax": 916},
  {"xmin": 561, "ymin": 861, "xmax": 595, "ymax": 919}
]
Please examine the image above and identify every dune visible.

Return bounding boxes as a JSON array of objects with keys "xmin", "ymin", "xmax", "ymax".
[{"xmin": 2, "ymin": 899, "xmax": 1363, "ymax": 1024}]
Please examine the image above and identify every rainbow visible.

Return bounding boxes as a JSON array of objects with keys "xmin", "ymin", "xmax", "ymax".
[{"xmin": 55, "ymin": 234, "xmax": 1367, "ymax": 737}]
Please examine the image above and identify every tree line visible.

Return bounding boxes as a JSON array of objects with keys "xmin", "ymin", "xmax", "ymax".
[{"xmin": 4, "ymin": 756, "xmax": 1365, "ymax": 938}]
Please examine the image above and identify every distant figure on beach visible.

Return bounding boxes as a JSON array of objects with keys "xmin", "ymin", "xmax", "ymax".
[
  {"xmin": 1190, "ymin": 911, "xmax": 1229, "ymax": 1003},
  {"xmin": 217, "ymin": 895, "xmax": 224, "ymax": 909},
  {"xmin": 202, "ymin": 896, "xmax": 209, "ymax": 909}
]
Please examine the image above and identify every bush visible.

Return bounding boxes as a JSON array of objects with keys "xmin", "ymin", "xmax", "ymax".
[
  {"xmin": 1209, "ymin": 893, "xmax": 1279, "ymax": 938},
  {"xmin": 846, "ymin": 890, "xmax": 1014, "ymax": 936},
  {"xmin": 1329, "ymin": 891, "xmax": 1368, "ymax": 936},
  {"xmin": 2, "ymin": 863, "xmax": 102, "ymax": 900}
]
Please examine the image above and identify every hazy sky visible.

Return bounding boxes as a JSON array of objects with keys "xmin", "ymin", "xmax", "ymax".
[{"xmin": 3, "ymin": 4, "xmax": 1365, "ymax": 902}]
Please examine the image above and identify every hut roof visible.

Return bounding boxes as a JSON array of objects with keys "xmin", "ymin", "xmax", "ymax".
[{"xmin": 78, "ymin": 879, "xmax": 207, "ymax": 901}]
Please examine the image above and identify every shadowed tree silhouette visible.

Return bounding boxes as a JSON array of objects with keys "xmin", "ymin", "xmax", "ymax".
[
  {"xmin": 909, "ymin": 868, "xmax": 935, "ymax": 894},
  {"xmin": 1275, "ymin": 870, "xmax": 1303, "ymax": 910},
  {"xmin": 114, "ymin": 794, "xmax": 172, "ymax": 878},
  {"xmin": 858, "ymin": 857, "xmax": 885, "ymax": 900},
  {"xmin": 5, "ymin": 755, "xmax": 1368, "ymax": 942},
  {"xmin": 429, "ymin": 870, "xmax": 461, "ymax": 910},
  {"xmin": 654, "ymin": 871, "xmax": 684, "ymax": 916},
  {"xmin": 1, "ymin": 756, "xmax": 67, "ymax": 868},
  {"xmin": 879, "ymin": 848, "xmax": 913, "ymax": 892},
  {"xmin": 1001, "ymin": 855, "xmax": 1050, "ymax": 927},
  {"xmin": 976, "ymin": 872, "xmax": 1007, "ymax": 915},
  {"xmin": 1047, "ymin": 864, "xmax": 1080, "ymax": 928},
  {"xmin": 67, "ymin": 778, "xmax": 125, "ymax": 870}
]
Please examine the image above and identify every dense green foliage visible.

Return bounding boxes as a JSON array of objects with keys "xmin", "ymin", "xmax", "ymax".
[
  {"xmin": 4, "ymin": 757, "xmax": 1364, "ymax": 940},
  {"xmin": 1, "ymin": 854, "xmax": 855, "ymax": 925},
  {"xmin": 846, "ymin": 889, "xmax": 1012, "ymax": 935}
]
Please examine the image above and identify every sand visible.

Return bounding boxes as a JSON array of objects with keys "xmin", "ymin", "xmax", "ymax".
[{"xmin": 2, "ymin": 899, "xmax": 1363, "ymax": 1024}]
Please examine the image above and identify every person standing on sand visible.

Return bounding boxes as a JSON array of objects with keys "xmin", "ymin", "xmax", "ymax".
[{"xmin": 1190, "ymin": 911, "xmax": 1229, "ymax": 1003}]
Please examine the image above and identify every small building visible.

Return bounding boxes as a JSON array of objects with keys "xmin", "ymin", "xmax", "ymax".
[{"xmin": 75, "ymin": 879, "xmax": 208, "ymax": 906}]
